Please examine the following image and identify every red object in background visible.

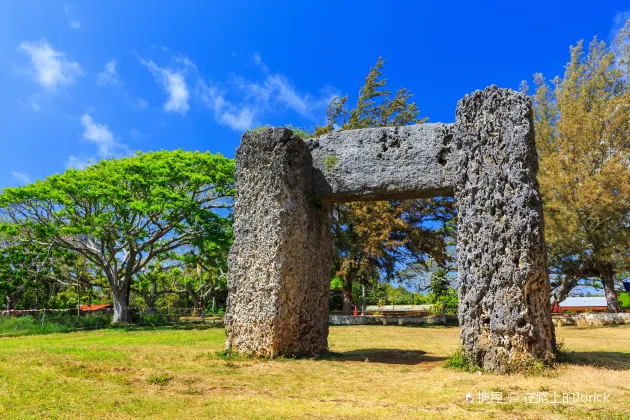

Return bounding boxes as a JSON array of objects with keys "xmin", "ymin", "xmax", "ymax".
[
  {"xmin": 78, "ymin": 304, "xmax": 113, "ymax": 311},
  {"xmin": 353, "ymin": 305, "xmax": 358, "ymax": 316},
  {"xmin": 552, "ymin": 301, "xmax": 559, "ymax": 313}
]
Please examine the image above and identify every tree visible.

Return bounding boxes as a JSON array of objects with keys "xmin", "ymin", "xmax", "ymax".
[
  {"xmin": 171, "ymin": 236, "xmax": 231, "ymax": 318},
  {"xmin": 133, "ymin": 261, "xmax": 179, "ymax": 313},
  {"xmin": 0, "ymin": 150, "xmax": 234, "ymax": 322},
  {"xmin": 427, "ymin": 267, "xmax": 457, "ymax": 323},
  {"xmin": 0, "ymin": 232, "xmax": 52, "ymax": 310},
  {"xmin": 527, "ymin": 20, "xmax": 630, "ymax": 312},
  {"xmin": 315, "ymin": 58, "xmax": 455, "ymax": 314}
]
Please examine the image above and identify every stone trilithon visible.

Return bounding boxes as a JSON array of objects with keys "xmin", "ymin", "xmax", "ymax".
[{"xmin": 224, "ymin": 85, "xmax": 555, "ymax": 372}]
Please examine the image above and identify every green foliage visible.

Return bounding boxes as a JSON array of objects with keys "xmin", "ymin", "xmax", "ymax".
[
  {"xmin": 314, "ymin": 58, "xmax": 455, "ymax": 314},
  {"xmin": 444, "ymin": 349, "xmax": 477, "ymax": 373},
  {"xmin": 323, "ymin": 155, "xmax": 339, "ymax": 172},
  {"xmin": 314, "ymin": 57, "xmax": 428, "ymax": 136},
  {"xmin": 0, "ymin": 150, "xmax": 234, "ymax": 322},
  {"xmin": 528, "ymin": 20, "xmax": 630, "ymax": 310},
  {"xmin": 0, "ymin": 313, "xmax": 113, "ymax": 336},
  {"xmin": 145, "ymin": 373, "xmax": 174, "ymax": 386},
  {"xmin": 136, "ymin": 312, "xmax": 179, "ymax": 326},
  {"xmin": 445, "ymin": 348, "xmax": 554, "ymax": 376},
  {"xmin": 427, "ymin": 268, "xmax": 458, "ymax": 315}
]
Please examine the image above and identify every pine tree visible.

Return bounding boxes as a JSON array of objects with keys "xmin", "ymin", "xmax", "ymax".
[{"xmin": 315, "ymin": 58, "xmax": 455, "ymax": 314}]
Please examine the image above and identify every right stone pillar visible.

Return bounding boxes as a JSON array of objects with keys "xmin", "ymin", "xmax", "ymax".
[{"xmin": 454, "ymin": 86, "xmax": 555, "ymax": 372}]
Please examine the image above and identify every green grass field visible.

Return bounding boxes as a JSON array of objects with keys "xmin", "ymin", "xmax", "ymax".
[{"xmin": 0, "ymin": 324, "xmax": 628, "ymax": 419}]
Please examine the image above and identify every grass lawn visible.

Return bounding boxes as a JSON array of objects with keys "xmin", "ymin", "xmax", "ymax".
[{"xmin": 0, "ymin": 324, "xmax": 628, "ymax": 419}]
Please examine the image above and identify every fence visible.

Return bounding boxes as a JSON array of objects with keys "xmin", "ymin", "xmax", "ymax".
[{"xmin": 0, "ymin": 306, "xmax": 224, "ymax": 329}]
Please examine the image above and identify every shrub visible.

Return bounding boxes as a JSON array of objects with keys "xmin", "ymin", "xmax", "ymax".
[
  {"xmin": 146, "ymin": 373, "xmax": 174, "ymax": 386},
  {"xmin": 444, "ymin": 349, "xmax": 478, "ymax": 373}
]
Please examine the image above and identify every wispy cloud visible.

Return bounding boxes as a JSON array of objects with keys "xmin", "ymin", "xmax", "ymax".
[
  {"xmin": 64, "ymin": 155, "xmax": 91, "ymax": 170},
  {"xmin": 197, "ymin": 81, "xmax": 256, "ymax": 131},
  {"xmin": 18, "ymin": 39, "xmax": 82, "ymax": 90},
  {"xmin": 195, "ymin": 52, "xmax": 336, "ymax": 131},
  {"xmin": 253, "ymin": 51, "xmax": 269, "ymax": 73},
  {"xmin": 97, "ymin": 60, "xmax": 120, "ymax": 87},
  {"xmin": 66, "ymin": 113, "xmax": 129, "ymax": 169},
  {"xmin": 63, "ymin": 5, "xmax": 81, "ymax": 29},
  {"xmin": 11, "ymin": 171, "xmax": 32, "ymax": 185},
  {"xmin": 140, "ymin": 58, "xmax": 191, "ymax": 115},
  {"xmin": 17, "ymin": 96, "xmax": 40, "ymax": 112},
  {"xmin": 140, "ymin": 51, "xmax": 335, "ymax": 131},
  {"xmin": 611, "ymin": 10, "xmax": 630, "ymax": 40},
  {"xmin": 81, "ymin": 113, "xmax": 117, "ymax": 158}
]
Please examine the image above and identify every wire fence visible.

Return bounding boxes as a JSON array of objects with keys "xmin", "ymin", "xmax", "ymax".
[{"xmin": 0, "ymin": 307, "xmax": 225, "ymax": 332}]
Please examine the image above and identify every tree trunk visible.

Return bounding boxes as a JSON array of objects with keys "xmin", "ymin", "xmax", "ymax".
[
  {"xmin": 549, "ymin": 275, "xmax": 579, "ymax": 310},
  {"xmin": 144, "ymin": 294, "xmax": 156, "ymax": 315},
  {"xmin": 342, "ymin": 277, "xmax": 353, "ymax": 315},
  {"xmin": 361, "ymin": 283, "xmax": 366, "ymax": 315},
  {"xmin": 600, "ymin": 265, "xmax": 620, "ymax": 313},
  {"xmin": 112, "ymin": 285, "xmax": 131, "ymax": 323},
  {"xmin": 5, "ymin": 296, "xmax": 13, "ymax": 312}
]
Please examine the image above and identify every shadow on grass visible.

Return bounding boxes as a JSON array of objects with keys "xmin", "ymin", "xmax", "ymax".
[
  {"xmin": 318, "ymin": 349, "xmax": 447, "ymax": 365},
  {"xmin": 558, "ymin": 351, "xmax": 630, "ymax": 370}
]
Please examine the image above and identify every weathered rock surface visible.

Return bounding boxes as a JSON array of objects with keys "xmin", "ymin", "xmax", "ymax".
[
  {"xmin": 225, "ymin": 127, "xmax": 332, "ymax": 356},
  {"xmin": 307, "ymin": 123, "xmax": 455, "ymax": 202},
  {"xmin": 225, "ymin": 86, "xmax": 555, "ymax": 372},
  {"xmin": 454, "ymin": 86, "xmax": 555, "ymax": 371}
]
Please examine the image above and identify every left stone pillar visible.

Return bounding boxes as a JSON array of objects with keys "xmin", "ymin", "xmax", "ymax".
[{"xmin": 225, "ymin": 127, "xmax": 332, "ymax": 357}]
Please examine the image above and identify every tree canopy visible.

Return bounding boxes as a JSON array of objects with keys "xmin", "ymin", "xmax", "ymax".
[
  {"xmin": 527, "ymin": 20, "xmax": 630, "ymax": 311},
  {"xmin": 0, "ymin": 150, "xmax": 234, "ymax": 322}
]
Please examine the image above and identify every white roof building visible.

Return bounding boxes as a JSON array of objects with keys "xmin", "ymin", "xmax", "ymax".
[{"xmin": 559, "ymin": 297, "xmax": 607, "ymax": 308}]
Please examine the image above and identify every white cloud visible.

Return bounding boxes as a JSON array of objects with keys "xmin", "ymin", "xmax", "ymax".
[
  {"xmin": 140, "ymin": 59, "xmax": 190, "ymax": 114},
  {"xmin": 65, "ymin": 114, "xmax": 129, "ymax": 170},
  {"xmin": 219, "ymin": 107, "xmax": 256, "ymax": 131},
  {"xmin": 63, "ymin": 5, "xmax": 81, "ymax": 29},
  {"xmin": 97, "ymin": 60, "xmax": 120, "ymax": 86},
  {"xmin": 80, "ymin": 113, "xmax": 117, "ymax": 158},
  {"xmin": 266, "ymin": 75, "xmax": 310, "ymax": 116},
  {"xmin": 238, "ymin": 73, "xmax": 337, "ymax": 120},
  {"xmin": 197, "ymin": 81, "xmax": 256, "ymax": 131},
  {"xmin": 17, "ymin": 98, "xmax": 40, "ymax": 112},
  {"xmin": 611, "ymin": 11, "xmax": 630, "ymax": 40},
  {"xmin": 64, "ymin": 155, "xmax": 91, "ymax": 170},
  {"xmin": 141, "ymin": 51, "xmax": 335, "ymax": 131},
  {"xmin": 18, "ymin": 39, "xmax": 82, "ymax": 90},
  {"xmin": 253, "ymin": 51, "xmax": 269, "ymax": 72},
  {"xmin": 12, "ymin": 171, "xmax": 32, "ymax": 185}
]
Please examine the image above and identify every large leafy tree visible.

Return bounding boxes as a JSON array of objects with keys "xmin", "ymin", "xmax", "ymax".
[
  {"xmin": 0, "ymin": 150, "xmax": 234, "ymax": 322},
  {"xmin": 315, "ymin": 58, "xmax": 455, "ymax": 314},
  {"xmin": 528, "ymin": 20, "xmax": 630, "ymax": 312}
]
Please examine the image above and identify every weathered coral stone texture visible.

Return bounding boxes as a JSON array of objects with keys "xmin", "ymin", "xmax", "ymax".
[
  {"xmin": 225, "ymin": 128, "xmax": 332, "ymax": 357},
  {"xmin": 225, "ymin": 86, "xmax": 555, "ymax": 372},
  {"xmin": 454, "ymin": 86, "xmax": 555, "ymax": 371},
  {"xmin": 307, "ymin": 123, "xmax": 455, "ymax": 202}
]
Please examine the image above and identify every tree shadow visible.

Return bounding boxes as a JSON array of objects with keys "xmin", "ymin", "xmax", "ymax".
[
  {"xmin": 557, "ymin": 351, "xmax": 630, "ymax": 371},
  {"xmin": 319, "ymin": 349, "xmax": 447, "ymax": 365}
]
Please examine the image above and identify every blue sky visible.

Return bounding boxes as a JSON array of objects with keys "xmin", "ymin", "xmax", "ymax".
[{"xmin": 1, "ymin": 1, "xmax": 629, "ymax": 188}]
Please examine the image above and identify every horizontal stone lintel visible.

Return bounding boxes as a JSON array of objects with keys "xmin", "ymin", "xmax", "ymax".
[{"xmin": 306, "ymin": 123, "xmax": 456, "ymax": 203}]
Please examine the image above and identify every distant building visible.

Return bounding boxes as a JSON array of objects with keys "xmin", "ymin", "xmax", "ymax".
[
  {"xmin": 555, "ymin": 297, "xmax": 607, "ymax": 313},
  {"xmin": 363, "ymin": 304, "xmax": 433, "ymax": 316}
]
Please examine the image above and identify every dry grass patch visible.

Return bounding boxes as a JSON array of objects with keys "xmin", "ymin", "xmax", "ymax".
[{"xmin": 0, "ymin": 323, "xmax": 628, "ymax": 418}]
